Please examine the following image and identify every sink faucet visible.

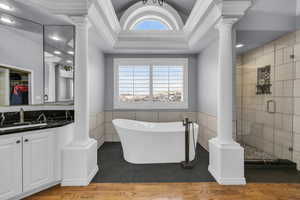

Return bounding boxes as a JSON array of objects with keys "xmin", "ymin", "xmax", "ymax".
[
  {"xmin": 65, "ymin": 110, "xmax": 73, "ymax": 121},
  {"xmin": 37, "ymin": 113, "xmax": 47, "ymax": 123},
  {"xmin": 0, "ymin": 113, "xmax": 5, "ymax": 126},
  {"xmin": 20, "ymin": 108, "xmax": 24, "ymax": 124}
]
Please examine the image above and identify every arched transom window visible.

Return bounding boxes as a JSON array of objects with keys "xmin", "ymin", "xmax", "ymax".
[{"xmin": 120, "ymin": 1, "xmax": 183, "ymax": 31}]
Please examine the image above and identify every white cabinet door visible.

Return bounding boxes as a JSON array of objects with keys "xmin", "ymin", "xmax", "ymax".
[
  {"xmin": 23, "ymin": 130, "xmax": 54, "ymax": 192},
  {"xmin": 0, "ymin": 136, "xmax": 22, "ymax": 199}
]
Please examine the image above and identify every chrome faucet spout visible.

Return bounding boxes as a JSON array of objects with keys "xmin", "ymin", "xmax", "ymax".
[{"xmin": 37, "ymin": 113, "xmax": 47, "ymax": 123}]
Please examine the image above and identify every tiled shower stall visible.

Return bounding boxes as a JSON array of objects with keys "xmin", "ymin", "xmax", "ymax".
[{"xmin": 236, "ymin": 29, "xmax": 300, "ymax": 169}]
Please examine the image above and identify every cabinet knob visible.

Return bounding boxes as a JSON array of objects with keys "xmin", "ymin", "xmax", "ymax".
[
  {"xmin": 16, "ymin": 140, "xmax": 21, "ymax": 144},
  {"xmin": 24, "ymin": 139, "xmax": 29, "ymax": 142}
]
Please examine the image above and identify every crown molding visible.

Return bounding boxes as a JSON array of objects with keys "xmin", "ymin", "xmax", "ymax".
[
  {"xmin": 22, "ymin": 0, "xmax": 90, "ymax": 15},
  {"xmin": 115, "ymin": 30, "xmax": 188, "ymax": 51},
  {"xmin": 217, "ymin": 0, "xmax": 252, "ymax": 16},
  {"xmin": 94, "ymin": 0, "xmax": 121, "ymax": 33},
  {"xmin": 184, "ymin": 0, "xmax": 252, "ymax": 51},
  {"xmin": 88, "ymin": 2, "xmax": 118, "ymax": 48}
]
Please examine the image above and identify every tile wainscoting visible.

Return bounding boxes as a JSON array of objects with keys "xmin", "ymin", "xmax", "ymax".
[
  {"xmin": 197, "ymin": 112, "xmax": 237, "ymax": 151},
  {"xmin": 102, "ymin": 111, "xmax": 228, "ymax": 153},
  {"xmin": 89, "ymin": 112, "xmax": 105, "ymax": 148},
  {"xmin": 103, "ymin": 111, "xmax": 198, "ymax": 142}
]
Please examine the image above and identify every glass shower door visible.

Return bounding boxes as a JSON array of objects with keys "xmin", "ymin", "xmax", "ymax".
[{"xmin": 237, "ymin": 34, "xmax": 295, "ymax": 161}]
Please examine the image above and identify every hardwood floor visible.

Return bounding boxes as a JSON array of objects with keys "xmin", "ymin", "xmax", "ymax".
[{"xmin": 26, "ymin": 182, "xmax": 300, "ymax": 200}]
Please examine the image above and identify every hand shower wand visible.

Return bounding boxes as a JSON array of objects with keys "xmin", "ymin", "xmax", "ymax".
[{"xmin": 181, "ymin": 118, "xmax": 195, "ymax": 169}]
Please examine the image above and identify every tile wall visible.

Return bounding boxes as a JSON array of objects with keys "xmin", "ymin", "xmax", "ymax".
[
  {"xmin": 103, "ymin": 111, "xmax": 197, "ymax": 142},
  {"xmin": 237, "ymin": 30, "xmax": 300, "ymax": 169},
  {"xmin": 89, "ymin": 112, "xmax": 105, "ymax": 148}
]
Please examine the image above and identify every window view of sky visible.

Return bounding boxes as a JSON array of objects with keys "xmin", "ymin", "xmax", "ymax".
[
  {"xmin": 118, "ymin": 65, "xmax": 183, "ymax": 103},
  {"xmin": 132, "ymin": 19, "xmax": 169, "ymax": 30}
]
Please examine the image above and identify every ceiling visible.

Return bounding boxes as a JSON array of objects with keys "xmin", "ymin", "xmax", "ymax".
[
  {"xmin": 2, "ymin": 0, "xmax": 70, "ymax": 25},
  {"xmin": 236, "ymin": 0, "xmax": 298, "ymax": 54},
  {"xmin": 110, "ymin": 0, "xmax": 197, "ymax": 23}
]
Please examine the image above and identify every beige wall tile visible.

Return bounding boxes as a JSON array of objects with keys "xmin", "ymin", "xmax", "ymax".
[
  {"xmin": 182, "ymin": 112, "xmax": 197, "ymax": 122},
  {"xmin": 274, "ymin": 81, "xmax": 283, "ymax": 96},
  {"xmin": 275, "ymin": 49, "xmax": 284, "ymax": 65},
  {"xmin": 296, "ymin": 61, "xmax": 300, "ymax": 79},
  {"xmin": 113, "ymin": 112, "xmax": 136, "ymax": 120},
  {"xmin": 283, "ymin": 46, "xmax": 293, "ymax": 64},
  {"xmin": 275, "ymin": 63, "xmax": 294, "ymax": 81},
  {"xmin": 158, "ymin": 112, "xmax": 182, "ymax": 122},
  {"xmin": 282, "ymin": 80, "xmax": 294, "ymax": 97},
  {"xmin": 295, "ymin": 98, "xmax": 300, "ymax": 115},
  {"xmin": 135, "ymin": 112, "xmax": 158, "ymax": 122},
  {"xmin": 96, "ymin": 112, "xmax": 105, "ymax": 126},
  {"xmin": 104, "ymin": 132, "xmax": 113, "ymax": 142},
  {"xmin": 294, "ymin": 43, "xmax": 300, "ymax": 61},
  {"xmin": 198, "ymin": 112, "xmax": 208, "ymax": 127},
  {"xmin": 294, "ymin": 115, "xmax": 300, "ymax": 133},
  {"xmin": 275, "ymin": 97, "xmax": 293, "ymax": 114},
  {"xmin": 264, "ymin": 42, "xmax": 275, "ymax": 54},
  {"xmin": 294, "ymin": 79, "xmax": 300, "ymax": 97},
  {"xmin": 105, "ymin": 112, "xmax": 113, "ymax": 122},
  {"xmin": 282, "ymin": 114, "xmax": 293, "ymax": 132},
  {"xmin": 296, "ymin": 29, "xmax": 300, "ymax": 43},
  {"xmin": 293, "ymin": 133, "xmax": 300, "ymax": 152}
]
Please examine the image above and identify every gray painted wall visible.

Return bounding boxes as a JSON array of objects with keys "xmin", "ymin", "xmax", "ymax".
[
  {"xmin": 88, "ymin": 41, "xmax": 105, "ymax": 113},
  {"xmin": 0, "ymin": 25, "xmax": 43, "ymax": 104},
  {"xmin": 197, "ymin": 40, "xmax": 219, "ymax": 116},
  {"xmin": 104, "ymin": 54, "xmax": 198, "ymax": 111},
  {"xmin": 236, "ymin": 0, "xmax": 298, "ymax": 54}
]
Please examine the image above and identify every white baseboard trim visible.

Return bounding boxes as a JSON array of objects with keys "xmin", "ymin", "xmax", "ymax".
[
  {"xmin": 209, "ymin": 166, "xmax": 246, "ymax": 185},
  {"xmin": 61, "ymin": 165, "xmax": 99, "ymax": 186}
]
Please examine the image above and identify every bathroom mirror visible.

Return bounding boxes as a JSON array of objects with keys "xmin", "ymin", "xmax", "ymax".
[
  {"xmin": 0, "ymin": 11, "xmax": 43, "ymax": 106},
  {"xmin": 43, "ymin": 25, "xmax": 75, "ymax": 104}
]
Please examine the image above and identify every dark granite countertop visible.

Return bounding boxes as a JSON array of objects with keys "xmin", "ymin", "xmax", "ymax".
[{"xmin": 0, "ymin": 120, "xmax": 74, "ymax": 136}]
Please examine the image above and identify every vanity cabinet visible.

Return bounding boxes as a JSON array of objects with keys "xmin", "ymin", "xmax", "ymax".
[
  {"xmin": 0, "ymin": 129, "xmax": 56, "ymax": 199},
  {"xmin": 0, "ymin": 136, "xmax": 22, "ymax": 200},
  {"xmin": 23, "ymin": 130, "xmax": 54, "ymax": 192}
]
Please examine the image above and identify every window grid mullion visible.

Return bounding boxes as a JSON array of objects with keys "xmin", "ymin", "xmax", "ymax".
[
  {"xmin": 168, "ymin": 66, "xmax": 170, "ymax": 103},
  {"xmin": 150, "ymin": 65, "xmax": 153, "ymax": 101},
  {"xmin": 132, "ymin": 67, "xmax": 135, "ymax": 102}
]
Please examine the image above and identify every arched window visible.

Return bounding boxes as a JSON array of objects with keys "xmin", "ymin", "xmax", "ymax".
[
  {"xmin": 132, "ymin": 19, "xmax": 169, "ymax": 30},
  {"xmin": 120, "ymin": 1, "xmax": 183, "ymax": 31}
]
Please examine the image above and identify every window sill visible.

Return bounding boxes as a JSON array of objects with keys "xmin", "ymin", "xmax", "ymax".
[{"xmin": 114, "ymin": 103, "xmax": 188, "ymax": 110}]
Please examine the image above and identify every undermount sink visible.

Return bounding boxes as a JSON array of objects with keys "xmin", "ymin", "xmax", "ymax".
[{"xmin": 0, "ymin": 123, "xmax": 48, "ymax": 131}]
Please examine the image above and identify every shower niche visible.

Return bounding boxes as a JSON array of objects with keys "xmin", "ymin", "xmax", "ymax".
[{"xmin": 256, "ymin": 65, "xmax": 272, "ymax": 95}]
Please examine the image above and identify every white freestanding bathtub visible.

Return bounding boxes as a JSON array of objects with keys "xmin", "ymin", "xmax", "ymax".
[{"xmin": 112, "ymin": 119, "xmax": 199, "ymax": 164}]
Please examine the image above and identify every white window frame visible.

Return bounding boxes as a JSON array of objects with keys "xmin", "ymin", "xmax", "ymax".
[{"xmin": 114, "ymin": 58, "xmax": 188, "ymax": 110}]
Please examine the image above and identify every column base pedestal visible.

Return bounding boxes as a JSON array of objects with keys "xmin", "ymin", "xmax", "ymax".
[
  {"xmin": 208, "ymin": 138, "xmax": 246, "ymax": 185},
  {"xmin": 61, "ymin": 138, "xmax": 98, "ymax": 186}
]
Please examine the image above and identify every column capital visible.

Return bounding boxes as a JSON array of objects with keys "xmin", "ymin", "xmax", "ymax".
[
  {"xmin": 215, "ymin": 17, "xmax": 238, "ymax": 30},
  {"xmin": 69, "ymin": 15, "xmax": 91, "ymax": 29}
]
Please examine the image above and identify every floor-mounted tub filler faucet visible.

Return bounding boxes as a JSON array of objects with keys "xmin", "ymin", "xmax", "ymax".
[
  {"xmin": 65, "ymin": 110, "xmax": 73, "ymax": 121},
  {"xmin": 0, "ymin": 113, "xmax": 5, "ymax": 126},
  {"xmin": 181, "ymin": 118, "xmax": 196, "ymax": 169}
]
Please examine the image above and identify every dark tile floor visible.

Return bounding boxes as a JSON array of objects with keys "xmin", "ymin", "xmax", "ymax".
[{"xmin": 92, "ymin": 142, "xmax": 300, "ymax": 183}]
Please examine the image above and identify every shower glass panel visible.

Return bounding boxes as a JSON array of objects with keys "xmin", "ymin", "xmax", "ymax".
[{"xmin": 236, "ymin": 33, "xmax": 295, "ymax": 161}]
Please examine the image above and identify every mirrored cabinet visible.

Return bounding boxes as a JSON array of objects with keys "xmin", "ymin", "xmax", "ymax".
[
  {"xmin": 0, "ymin": 12, "xmax": 75, "ymax": 107},
  {"xmin": 44, "ymin": 25, "xmax": 75, "ymax": 104}
]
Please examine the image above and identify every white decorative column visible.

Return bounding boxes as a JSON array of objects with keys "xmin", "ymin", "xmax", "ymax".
[
  {"xmin": 61, "ymin": 16, "xmax": 98, "ymax": 186},
  {"xmin": 208, "ymin": 18, "xmax": 246, "ymax": 185}
]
